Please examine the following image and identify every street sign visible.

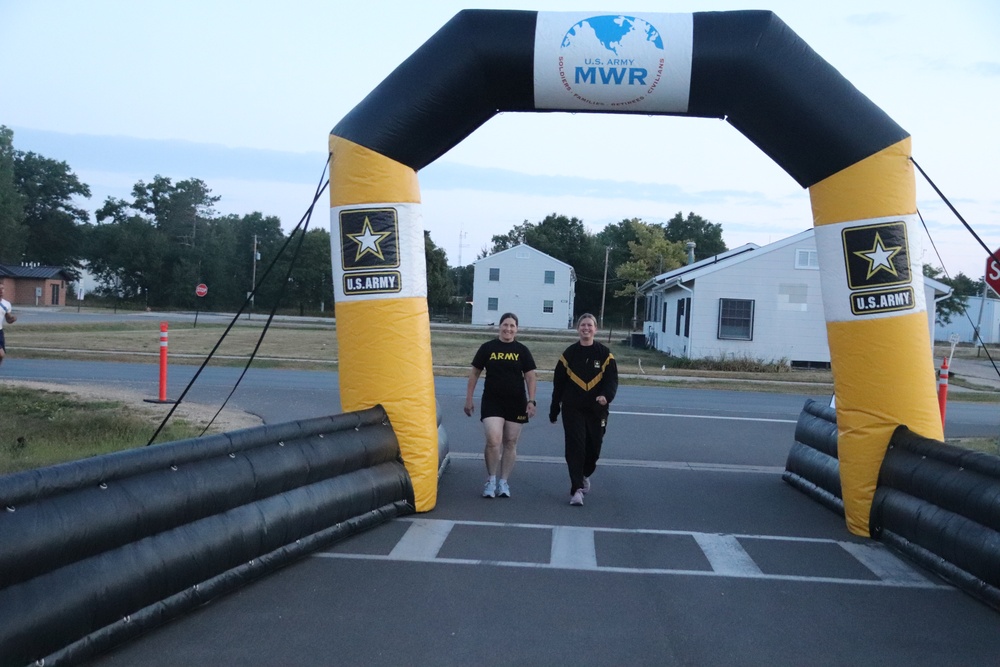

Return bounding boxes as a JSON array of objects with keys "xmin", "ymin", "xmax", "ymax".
[
  {"xmin": 195, "ymin": 283, "xmax": 208, "ymax": 297},
  {"xmin": 986, "ymin": 249, "xmax": 1000, "ymax": 296}
]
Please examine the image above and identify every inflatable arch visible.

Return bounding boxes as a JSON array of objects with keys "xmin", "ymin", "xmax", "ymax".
[{"xmin": 329, "ymin": 10, "xmax": 942, "ymax": 535}]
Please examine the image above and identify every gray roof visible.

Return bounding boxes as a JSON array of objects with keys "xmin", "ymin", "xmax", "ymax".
[{"xmin": 0, "ymin": 264, "xmax": 72, "ymax": 280}]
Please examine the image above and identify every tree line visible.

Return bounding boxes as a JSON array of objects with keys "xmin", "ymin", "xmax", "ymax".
[{"xmin": 0, "ymin": 125, "xmax": 733, "ymax": 324}]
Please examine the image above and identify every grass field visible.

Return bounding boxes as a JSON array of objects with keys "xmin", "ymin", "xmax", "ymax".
[
  {"xmin": 8, "ymin": 317, "xmax": 838, "ymax": 383},
  {"xmin": 0, "ymin": 383, "xmax": 214, "ymax": 474}
]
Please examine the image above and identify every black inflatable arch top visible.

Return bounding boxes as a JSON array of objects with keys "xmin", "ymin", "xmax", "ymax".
[{"xmin": 332, "ymin": 9, "xmax": 907, "ymax": 188}]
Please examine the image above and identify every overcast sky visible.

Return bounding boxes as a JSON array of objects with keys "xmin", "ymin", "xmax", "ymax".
[{"xmin": 2, "ymin": 0, "xmax": 998, "ymax": 279}]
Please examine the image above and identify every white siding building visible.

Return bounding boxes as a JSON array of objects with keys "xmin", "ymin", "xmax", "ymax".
[
  {"xmin": 471, "ymin": 244, "xmax": 576, "ymax": 329},
  {"xmin": 936, "ymin": 295, "xmax": 1000, "ymax": 344},
  {"xmin": 639, "ymin": 229, "xmax": 952, "ymax": 366}
]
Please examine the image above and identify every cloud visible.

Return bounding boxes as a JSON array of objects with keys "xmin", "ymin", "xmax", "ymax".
[
  {"xmin": 11, "ymin": 127, "xmax": 323, "ymax": 184},
  {"xmin": 971, "ymin": 62, "xmax": 1000, "ymax": 77},
  {"xmin": 12, "ymin": 126, "xmax": 782, "ymax": 219}
]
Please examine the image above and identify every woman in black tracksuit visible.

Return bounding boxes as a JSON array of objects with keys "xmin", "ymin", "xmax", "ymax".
[{"xmin": 549, "ymin": 313, "xmax": 618, "ymax": 506}]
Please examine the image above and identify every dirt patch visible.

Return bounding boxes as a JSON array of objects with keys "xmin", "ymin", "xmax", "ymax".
[{"xmin": 0, "ymin": 379, "xmax": 264, "ymax": 433}]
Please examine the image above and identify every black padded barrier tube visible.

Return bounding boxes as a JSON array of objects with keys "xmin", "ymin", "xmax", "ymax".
[
  {"xmin": 0, "ymin": 406, "xmax": 414, "ymax": 666},
  {"xmin": 871, "ymin": 427, "xmax": 1000, "ymax": 610},
  {"xmin": 331, "ymin": 9, "xmax": 907, "ymax": 189},
  {"xmin": 782, "ymin": 398, "xmax": 843, "ymax": 515}
]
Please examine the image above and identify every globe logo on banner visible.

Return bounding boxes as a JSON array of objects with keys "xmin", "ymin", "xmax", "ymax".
[{"xmin": 558, "ymin": 15, "xmax": 665, "ymax": 109}]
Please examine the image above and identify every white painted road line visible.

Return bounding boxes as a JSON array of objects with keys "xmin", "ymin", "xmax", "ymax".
[
  {"xmin": 838, "ymin": 541, "xmax": 933, "ymax": 585},
  {"xmin": 612, "ymin": 410, "xmax": 798, "ymax": 424},
  {"xmin": 551, "ymin": 526, "xmax": 598, "ymax": 569},
  {"xmin": 692, "ymin": 533, "xmax": 763, "ymax": 576},
  {"xmin": 446, "ymin": 452, "xmax": 784, "ymax": 475},
  {"xmin": 389, "ymin": 518, "xmax": 453, "ymax": 561}
]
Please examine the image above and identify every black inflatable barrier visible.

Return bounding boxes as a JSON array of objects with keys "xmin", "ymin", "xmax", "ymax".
[
  {"xmin": 782, "ymin": 398, "xmax": 843, "ymax": 515},
  {"xmin": 871, "ymin": 426, "xmax": 1000, "ymax": 611},
  {"xmin": 0, "ymin": 406, "xmax": 414, "ymax": 666}
]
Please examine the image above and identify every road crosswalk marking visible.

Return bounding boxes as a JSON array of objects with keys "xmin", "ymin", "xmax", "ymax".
[{"xmin": 317, "ymin": 518, "xmax": 949, "ymax": 590}]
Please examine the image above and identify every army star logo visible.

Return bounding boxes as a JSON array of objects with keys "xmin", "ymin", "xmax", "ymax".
[
  {"xmin": 347, "ymin": 216, "xmax": 391, "ymax": 262},
  {"xmin": 853, "ymin": 231, "xmax": 901, "ymax": 280},
  {"xmin": 841, "ymin": 221, "xmax": 910, "ymax": 290},
  {"xmin": 339, "ymin": 208, "xmax": 399, "ymax": 271}
]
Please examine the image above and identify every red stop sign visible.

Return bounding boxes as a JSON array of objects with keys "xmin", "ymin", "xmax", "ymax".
[
  {"xmin": 195, "ymin": 283, "xmax": 208, "ymax": 297},
  {"xmin": 986, "ymin": 250, "xmax": 1000, "ymax": 296}
]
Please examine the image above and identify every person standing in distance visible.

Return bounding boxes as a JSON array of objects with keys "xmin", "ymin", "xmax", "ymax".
[
  {"xmin": 465, "ymin": 312, "xmax": 538, "ymax": 498},
  {"xmin": 549, "ymin": 313, "xmax": 618, "ymax": 506},
  {"xmin": 0, "ymin": 282, "xmax": 16, "ymax": 367}
]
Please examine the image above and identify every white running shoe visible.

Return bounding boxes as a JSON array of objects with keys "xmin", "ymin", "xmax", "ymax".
[
  {"xmin": 569, "ymin": 490, "xmax": 584, "ymax": 506},
  {"xmin": 497, "ymin": 479, "xmax": 511, "ymax": 498},
  {"xmin": 582, "ymin": 476, "xmax": 591, "ymax": 494},
  {"xmin": 482, "ymin": 479, "xmax": 496, "ymax": 498}
]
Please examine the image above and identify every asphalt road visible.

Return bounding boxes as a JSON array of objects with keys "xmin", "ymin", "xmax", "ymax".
[{"xmin": 2, "ymin": 359, "xmax": 999, "ymax": 665}]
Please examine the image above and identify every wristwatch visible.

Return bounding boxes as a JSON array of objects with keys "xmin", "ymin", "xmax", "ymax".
[{"xmin": 528, "ymin": 399, "xmax": 537, "ymax": 406}]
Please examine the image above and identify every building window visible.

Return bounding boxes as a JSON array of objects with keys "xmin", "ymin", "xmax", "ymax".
[
  {"xmin": 795, "ymin": 249, "xmax": 819, "ymax": 270},
  {"xmin": 489, "ymin": 267, "xmax": 500, "ymax": 281},
  {"xmin": 543, "ymin": 300, "xmax": 554, "ymax": 313},
  {"xmin": 544, "ymin": 270, "xmax": 555, "ymax": 284},
  {"xmin": 488, "ymin": 297, "xmax": 499, "ymax": 311},
  {"xmin": 718, "ymin": 298, "xmax": 754, "ymax": 340},
  {"xmin": 675, "ymin": 298, "xmax": 685, "ymax": 336},
  {"xmin": 684, "ymin": 298, "xmax": 691, "ymax": 337}
]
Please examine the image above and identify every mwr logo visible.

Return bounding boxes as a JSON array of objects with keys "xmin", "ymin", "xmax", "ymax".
[
  {"xmin": 557, "ymin": 15, "xmax": 665, "ymax": 108},
  {"xmin": 339, "ymin": 208, "xmax": 399, "ymax": 270},
  {"xmin": 850, "ymin": 287, "xmax": 915, "ymax": 316},
  {"xmin": 841, "ymin": 220, "xmax": 911, "ymax": 290},
  {"xmin": 344, "ymin": 271, "xmax": 402, "ymax": 296}
]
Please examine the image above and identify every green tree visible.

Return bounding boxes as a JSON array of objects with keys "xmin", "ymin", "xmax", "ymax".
[
  {"xmin": 236, "ymin": 212, "xmax": 288, "ymax": 312},
  {"xmin": 664, "ymin": 211, "xmax": 727, "ymax": 260},
  {"xmin": 923, "ymin": 264, "xmax": 975, "ymax": 326},
  {"xmin": 14, "ymin": 150, "xmax": 92, "ymax": 280},
  {"xmin": 88, "ymin": 201, "xmax": 164, "ymax": 301},
  {"xmin": 0, "ymin": 126, "xmax": 28, "ymax": 264},
  {"xmin": 425, "ymin": 230, "xmax": 454, "ymax": 311},
  {"xmin": 91, "ymin": 176, "xmax": 223, "ymax": 307},
  {"xmin": 593, "ymin": 219, "xmax": 651, "ymax": 326},
  {"xmin": 451, "ymin": 264, "xmax": 474, "ymax": 299},
  {"xmin": 279, "ymin": 227, "xmax": 334, "ymax": 315},
  {"xmin": 614, "ymin": 220, "xmax": 686, "ymax": 329}
]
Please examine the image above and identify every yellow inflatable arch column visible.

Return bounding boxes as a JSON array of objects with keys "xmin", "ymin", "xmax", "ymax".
[
  {"xmin": 328, "ymin": 137, "xmax": 437, "ymax": 512},
  {"xmin": 810, "ymin": 139, "xmax": 943, "ymax": 534}
]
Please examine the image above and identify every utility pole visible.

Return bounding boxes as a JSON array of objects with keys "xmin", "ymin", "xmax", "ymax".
[
  {"xmin": 599, "ymin": 246, "xmax": 610, "ymax": 328},
  {"xmin": 249, "ymin": 234, "xmax": 258, "ymax": 319}
]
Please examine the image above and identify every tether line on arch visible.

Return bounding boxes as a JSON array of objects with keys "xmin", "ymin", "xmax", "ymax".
[
  {"xmin": 916, "ymin": 205, "xmax": 999, "ymax": 377},
  {"xmin": 911, "ymin": 157, "xmax": 1000, "ymax": 268},
  {"xmin": 911, "ymin": 157, "xmax": 1000, "ymax": 381},
  {"xmin": 145, "ymin": 154, "xmax": 332, "ymax": 446}
]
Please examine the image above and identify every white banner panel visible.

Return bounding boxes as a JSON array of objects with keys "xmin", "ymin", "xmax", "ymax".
[
  {"xmin": 814, "ymin": 214, "xmax": 926, "ymax": 323},
  {"xmin": 534, "ymin": 12, "xmax": 692, "ymax": 113},
  {"xmin": 330, "ymin": 203, "xmax": 427, "ymax": 302}
]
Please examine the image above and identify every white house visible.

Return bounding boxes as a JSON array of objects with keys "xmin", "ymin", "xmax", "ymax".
[
  {"xmin": 471, "ymin": 244, "xmax": 576, "ymax": 329},
  {"xmin": 638, "ymin": 229, "xmax": 953, "ymax": 366},
  {"xmin": 936, "ymin": 294, "xmax": 1000, "ymax": 344}
]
